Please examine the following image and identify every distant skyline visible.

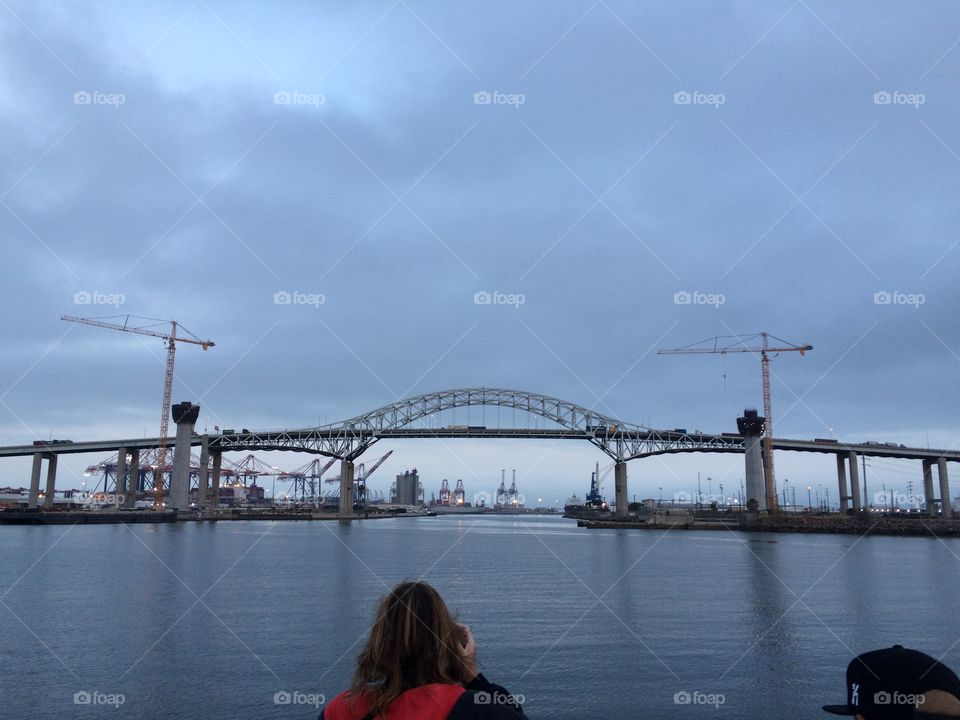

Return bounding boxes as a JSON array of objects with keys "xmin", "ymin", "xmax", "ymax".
[{"xmin": 1, "ymin": 2, "xmax": 959, "ymax": 505}]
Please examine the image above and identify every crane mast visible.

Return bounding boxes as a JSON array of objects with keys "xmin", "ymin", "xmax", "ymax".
[
  {"xmin": 61, "ymin": 315, "xmax": 214, "ymax": 508},
  {"xmin": 658, "ymin": 332, "xmax": 813, "ymax": 511}
]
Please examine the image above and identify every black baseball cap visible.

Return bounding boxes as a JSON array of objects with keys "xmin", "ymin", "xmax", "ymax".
[{"xmin": 824, "ymin": 645, "xmax": 960, "ymax": 719}]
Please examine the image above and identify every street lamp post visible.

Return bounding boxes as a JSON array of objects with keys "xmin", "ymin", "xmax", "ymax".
[{"xmin": 807, "ymin": 485, "xmax": 812, "ymax": 511}]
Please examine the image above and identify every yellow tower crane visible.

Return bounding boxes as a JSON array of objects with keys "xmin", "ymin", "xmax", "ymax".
[
  {"xmin": 658, "ymin": 332, "xmax": 813, "ymax": 511},
  {"xmin": 61, "ymin": 315, "xmax": 215, "ymax": 507}
]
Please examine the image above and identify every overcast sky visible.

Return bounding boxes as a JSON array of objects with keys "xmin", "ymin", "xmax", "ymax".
[{"xmin": 1, "ymin": 1, "xmax": 958, "ymax": 505}]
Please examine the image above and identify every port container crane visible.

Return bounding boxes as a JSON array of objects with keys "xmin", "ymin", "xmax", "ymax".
[
  {"xmin": 356, "ymin": 449, "xmax": 393, "ymax": 510},
  {"xmin": 658, "ymin": 332, "xmax": 812, "ymax": 511},
  {"xmin": 61, "ymin": 315, "xmax": 214, "ymax": 507}
]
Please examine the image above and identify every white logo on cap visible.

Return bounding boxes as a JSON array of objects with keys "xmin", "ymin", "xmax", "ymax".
[{"xmin": 851, "ymin": 683, "xmax": 860, "ymax": 706}]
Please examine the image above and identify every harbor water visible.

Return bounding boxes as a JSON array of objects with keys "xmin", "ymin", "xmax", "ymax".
[{"xmin": 2, "ymin": 514, "xmax": 960, "ymax": 718}]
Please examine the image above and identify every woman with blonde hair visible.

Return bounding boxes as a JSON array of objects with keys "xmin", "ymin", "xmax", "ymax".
[{"xmin": 322, "ymin": 580, "xmax": 527, "ymax": 719}]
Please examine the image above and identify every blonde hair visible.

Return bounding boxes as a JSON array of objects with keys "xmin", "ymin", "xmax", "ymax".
[{"xmin": 348, "ymin": 581, "xmax": 469, "ymax": 716}]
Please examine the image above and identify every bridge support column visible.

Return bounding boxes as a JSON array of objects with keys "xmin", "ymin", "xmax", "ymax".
[
  {"xmin": 937, "ymin": 458, "xmax": 951, "ymax": 517},
  {"xmin": 849, "ymin": 452, "xmax": 861, "ymax": 511},
  {"xmin": 210, "ymin": 451, "xmax": 222, "ymax": 510},
  {"xmin": 614, "ymin": 462, "xmax": 628, "ymax": 518},
  {"xmin": 115, "ymin": 448, "xmax": 128, "ymax": 507},
  {"xmin": 922, "ymin": 460, "xmax": 935, "ymax": 515},
  {"xmin": 126, "ymin": 450, "xmax": 139, "ymax": 509},
  {"xmin": 836, "ymin": 454, "xmax": 849, "ymax": 513},
  {"xmin": 169, "ymin": 402, "xmax": 200, "ymax": 510},
  {"xmin": 43, "ymin": 454, "xmax": 58, "ymax": 509},
  {"xmin": 196, "ymin": 435, "xmax": 210, "ymax": 510},
  {"xmin": 744, "ymin": 435, "xmax": 765, "ymax": 511},
  {"xmin": 28, "ymin": 452, "xmax": 43, "ymax": 508},
  {"xmin": 339, "ymin": 460, "xmax": 354, "ymax": 517},
  {"xmin": 737, "ymin": 409, "xmax": 766, "ymax": 511}
]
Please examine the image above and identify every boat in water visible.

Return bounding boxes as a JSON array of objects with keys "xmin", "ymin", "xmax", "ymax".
[{"xmin": 563, "ymin": 464, "xmax": 611, "ymax": 519}]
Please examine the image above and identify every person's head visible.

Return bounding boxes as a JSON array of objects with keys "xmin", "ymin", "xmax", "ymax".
[
  {"xmin": 350, "ymin": 581, "xmax": 469, "ymax": 714},
  {"xmin": 823, "ymin": 645, "xmax": 960, "ymax": 719}
]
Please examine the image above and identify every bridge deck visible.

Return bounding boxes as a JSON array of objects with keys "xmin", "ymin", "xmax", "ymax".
[{"xmin": 2, "ymin": 431, "xmax": 958, "ymax": 462}]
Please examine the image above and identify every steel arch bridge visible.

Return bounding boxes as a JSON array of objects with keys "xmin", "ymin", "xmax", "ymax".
[{"xmin": 209, "ymin": 387, "xmax": 744, "ymax": 461}]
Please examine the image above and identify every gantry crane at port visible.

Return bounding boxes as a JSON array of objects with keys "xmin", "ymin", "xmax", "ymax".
[
  {"xmin": 355, "ymin": 450, "xmax": 394, "ymax": 510},
  {"xmin": 658, "ymin": 332, "xmax": 813, "ymax": 511},
  {"xmin": 61, "ymin": 315, "xmax": 214, "ymax": 507},
  {"xmin": 325, "ymin": 449, "xmax": 393, "ymax": 510},
  {"xmin": 281, "ymin": 457, "xmax": 337, "ymax": 503}
]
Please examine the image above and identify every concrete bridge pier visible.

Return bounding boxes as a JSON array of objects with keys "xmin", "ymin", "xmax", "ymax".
[
  {"xmin": 836, "ymin": 454, "xmax": 849, "ymax": 513},
  {"xmin": 210, "ymin": 451, "xmax": 222, "ymax": 510},
  {"xmin": 922, "ymin": 460, "xmax": 935, "ymax": 514},
  {"xmin": 614, "ymin": 461, "xmax": 628, "ymax": 518},
  {"xmin": 196, "ymin": 435, "xmax": 210, "ymax": 509},
  {"xmin": 744, "ymin": 435, "xmax": 765, "ymax": 511},
  {"xmin": 339, "ymin": 460, "xmax": 354, "ymax": 517},
  {"xmin": 42, "ymin": 453, "xmax": 58, "ymax": 509},
  {"xmin": 125, "ymin": 450, "xmax": 139, "ymax": 509},
  {"xmin": 937, "ymin": 458, "xmax": 951, "ymax": 517},
  {"xmin": 115, "ymin": 448, "xmax": 128, "ymax": 507},
  {"xmin": 848, "ymin": 452, "xmax": 861, "ymax": 511},
  {"xmin": 28, "ymin": 452, "xmax": 43, "ymax": 508},
  {"xmin": 737, "ymin": 409, "xmax": 766, "ymax": 511},
  {"xmin": 169, "ymin": 402, "xmax": 200, "ymax": 510}
]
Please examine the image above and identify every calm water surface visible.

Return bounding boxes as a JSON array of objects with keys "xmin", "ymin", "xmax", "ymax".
[{"xmin": 2, "ymin": 515, "xmax": 960, "ymax": 719}]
